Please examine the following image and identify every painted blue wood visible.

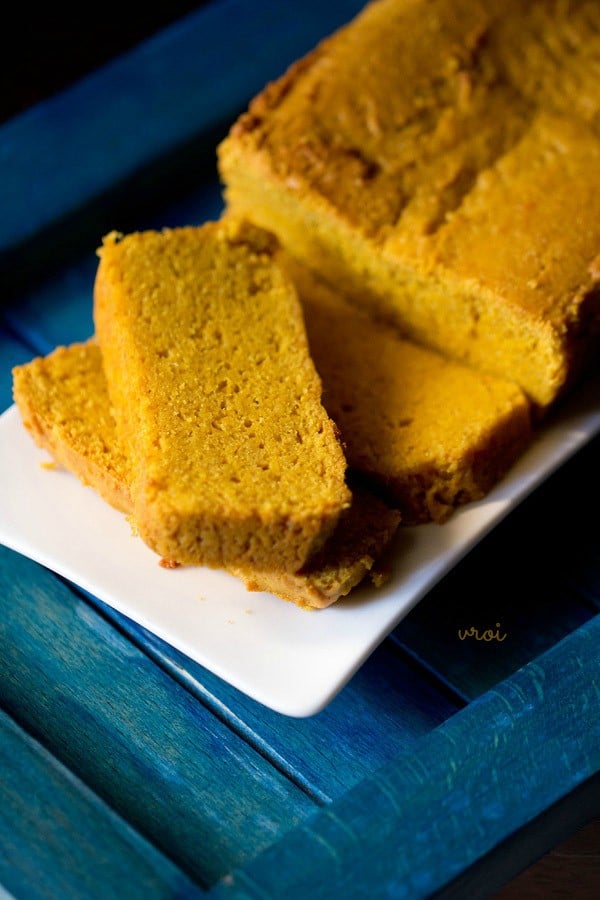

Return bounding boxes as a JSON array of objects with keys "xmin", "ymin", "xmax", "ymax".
[
  {"xmin": 0, "ymin": 708, "xmax": 202, "ymax": 899},
  {"xmin": 77, "ymin": 593, "xmax": 459, "ymax": 803},
  {"xmin": 210, "ymin": 614, "xmax": 600, "ymax": 899},
  {"xmin": 392, "ymin": 434, "xmax": 599, "ymax": 701},
  {"xmin": 2, "ymin": 257, "xmax": 97, "ymax": 356},
  {"xmin": 0, "ymin": 327, "xmax": 36, "ymax": 412},
  {"xmin": 0, "ymin": 544, "xmax": 315, "ymax": 888},
  {"xmin": 0, "ymin": 0, "xmax": 364, "ymax": 265},
  {"xmin": 2, "ymin": 181, "xmax": 226, "ymax": 359}
]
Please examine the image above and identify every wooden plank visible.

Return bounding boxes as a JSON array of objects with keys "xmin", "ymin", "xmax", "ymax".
[
  {"xmin": 2, "ymin": 255, "xmax": 97, "ymax": 355},
  {"xmin": 0, "ymin": 545, "xmax": 315, "ymax": 888},
  {"xmin": 0, "ymin": 708, "xmax": 202, "ymax": 900},
  {"xmin": 392, "ymin": 433, "xmax": 599, "ymax": 701},
  {"xmin": 78, "ymin": 595, "xmax": 459, "ymax": 803},
  {"xmin": 435, "ymin": 771, "xmax": 600, "ymax": 899},
  {"xmin": 0, "ymin": 0, "xmax": 364, "ymax": 289},
  {"xmin": 209, "ymin": 614, "xmax": 600, "ymax": 899},
  {"xmin": 2, "ymin": 180, "xmax": 225, "ymax": 359}
]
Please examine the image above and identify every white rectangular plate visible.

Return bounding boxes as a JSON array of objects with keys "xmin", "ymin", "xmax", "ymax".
[{"xmin": 1, "ymin": 375, "xmax": 599, "ymax": 716}]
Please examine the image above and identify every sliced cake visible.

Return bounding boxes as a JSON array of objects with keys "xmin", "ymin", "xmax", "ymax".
[
  {"xmin": 12, "ymin": 341, "xmax": 399, "ymax": 608},
  {"xmin": 93, "ymin": 219, "xmax": 351, "ymax": 571},
  {"xmin": 288, "ymin": 259, "xmax": 532, "ymax": 523}
]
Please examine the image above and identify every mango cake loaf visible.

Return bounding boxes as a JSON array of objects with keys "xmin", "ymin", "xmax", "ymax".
[
  {"xmin": 12, "ymin": 342, "xmax": 400, "ymax": 609},
  {"xmin": 218, "ymin": 0, "xmax": 600, "ymax": 410},
  {"xmin": 288, "ymin": 259, "xmax": 532, "ymax": 523},
  {"xmin": 93, "ymin": 219, "xmax": 351, "ymax": 572}
]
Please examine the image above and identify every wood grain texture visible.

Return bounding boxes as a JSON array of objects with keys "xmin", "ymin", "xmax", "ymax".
[
  {"xmin": 210, "ymin": 614, "xmax": 600, "ymax": 899},
  {"xmin": 432, "ymin": 771, "xmax": 600, "ymax": 899},
  {"xmin": 0, "ymin": 707, "xmax": 201, "ymax": 899},
  {"xmin": 0, "ymin": 0, "xmax": 365, "ymax": 292},
  {"xmin": 78, "ymin": 594, "xmax": 459, "ymax": 803},
  {"xmin": 0, "ymin": 545, "xmax": 314, "ymax": 888},
  {"xmin": 492, "ymin": 815, "xmax": 600, "ymax": 900}
]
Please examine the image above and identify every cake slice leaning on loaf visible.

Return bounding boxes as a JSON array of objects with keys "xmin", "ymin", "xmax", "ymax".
[
  {"xmin": 11, "ymin": 342, "xmax": 400, "ymax": 609},
  {"xmin": 93, "ymin": 220, "xmax": 351, "ymax": 572}
]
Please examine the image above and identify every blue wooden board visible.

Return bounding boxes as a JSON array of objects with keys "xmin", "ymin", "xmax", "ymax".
[
  {"xmin": 0, "ymin": 545, "xmax": 314, "ymax": 887},
  {"xmin": 0, "ymin": 708, "xmax": 201, "ymax": 900},
  {"xmin": 78, "ymin": 594, "xmax": 459, "ymax": 803},
  {"xmin": 211, "ymin": 616, "xmax": 600, "ymax": 899},
  {"xmin": 1, "ymin": 1, "xmax": 598, "ymax": 897}
]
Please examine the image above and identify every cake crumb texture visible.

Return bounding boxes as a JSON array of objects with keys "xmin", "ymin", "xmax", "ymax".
[
  {"xmin": 218, "ymin": 0, "xmax": 600, "ymax": 409},
  {"xmin": 11, "ymin": 341, "xmax": 399, "ymax": 608},
  {"xmin": 238, "ymin": 485, "xmax": 401, "ymax": 608},
  {"xmin": 12, "ymin": 341, "xmax": 132, "ymax": 514},
  {"xmin": 287, "ymin": 259, "xmax": 532, "ymax": 523},
  {"xmin": 93, "ymin": 219, "xmax": 351, "ymax": 571}
]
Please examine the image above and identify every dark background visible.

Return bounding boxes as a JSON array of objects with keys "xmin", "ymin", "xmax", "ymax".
[
  {"xmin": 0, "ymin": 4, "xmax": 208, "ymax": 124},
  {"xmin": 1, "ymin": 4, "xmax": 597, "ymax": 896}
]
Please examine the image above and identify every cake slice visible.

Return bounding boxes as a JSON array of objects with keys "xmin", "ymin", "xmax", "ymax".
[
  {"xmin": 218, "ymin": 0, "xmax": 600, "ymax": 409},
  {"xmin": 12, "ymin": 341, "xmax": 132, "ymax": 514},
  {"xmin": 238, "ymin": 484, "xmax": 399, "ymax": 608},
  {"xmin": 93, "ymin": 219, "xmax": 351, "ymax": 571},
  {"xmin": 288, "ymin": 259, "xmax": 532, "ymax": 524},
  {"xmin": 12, "ymin": 342, "xmax": 400, "ymax": 609}
]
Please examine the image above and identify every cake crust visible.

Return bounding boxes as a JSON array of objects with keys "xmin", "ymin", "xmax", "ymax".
[{"xmin": 218, "ymin": 0, "xmax": 600, "ymax": 409}]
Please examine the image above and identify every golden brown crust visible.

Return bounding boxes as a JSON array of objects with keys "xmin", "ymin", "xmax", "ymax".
[
  {"xmin": 236, "ymin": 487, "xmax": 401, "ymax": 609},
  {"xmin": 218, "ymin": 0, "xmax": 600, "ymax": 409}
]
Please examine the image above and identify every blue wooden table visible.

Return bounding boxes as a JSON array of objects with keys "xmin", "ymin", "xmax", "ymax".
[{"xmin": 1, "ymin": 3, "xmax": 598, "ymax": 897}]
